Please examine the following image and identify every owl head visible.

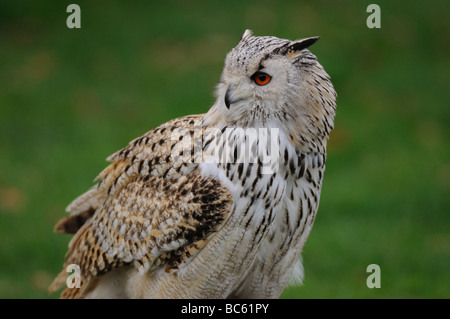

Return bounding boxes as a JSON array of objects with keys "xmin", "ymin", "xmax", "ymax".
[{"xmin": 206, "ymin": 30, "xmax": 337, "ymax": 152}]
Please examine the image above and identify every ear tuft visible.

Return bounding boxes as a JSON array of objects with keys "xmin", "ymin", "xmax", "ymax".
[
  {"xmin": 286, "ymin": 37, "xmax": 320, "ymax": 56},
  {"xmin": 240, "ymin": 29, "xmax": 253, "ymax": 41}
]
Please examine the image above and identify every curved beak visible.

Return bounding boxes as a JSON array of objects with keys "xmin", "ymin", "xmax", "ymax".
[{"xmin": 224, "ymin": 86, "xmax": 232, "ymax": 109}]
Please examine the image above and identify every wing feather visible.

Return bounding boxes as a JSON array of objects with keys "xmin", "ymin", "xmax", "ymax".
[{"xmin": 50, "ymin": 115, "xmax": 233, "ymax": 297}]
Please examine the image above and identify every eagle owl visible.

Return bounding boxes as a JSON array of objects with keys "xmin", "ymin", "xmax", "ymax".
[{"xmin": 50, "ymin": 30, "xmax": 337, "ymax": 298}]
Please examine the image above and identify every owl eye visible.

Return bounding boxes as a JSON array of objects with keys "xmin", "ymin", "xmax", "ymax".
[{"xmin": 252, "ymin": 71, "xmax": 272, "ymax": 86}]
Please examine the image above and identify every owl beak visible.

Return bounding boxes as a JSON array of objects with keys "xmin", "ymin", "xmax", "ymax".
[
  {"xmin": 224, "ymin": 86, "xmax": 232, "ymax": 109},
  {"xmin": 225, "ymin": 84, "xmax": 244, "ymax": 109}
]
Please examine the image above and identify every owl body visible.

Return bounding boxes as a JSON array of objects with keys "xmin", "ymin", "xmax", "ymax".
[{"xmin": 50, "ymin": 30, "xmax": 336, "ymax": 298}]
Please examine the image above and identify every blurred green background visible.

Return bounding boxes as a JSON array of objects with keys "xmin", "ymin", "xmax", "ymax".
[{"xmin": 0, "ymin": 0, "xmax": 448, "ymax": 299}]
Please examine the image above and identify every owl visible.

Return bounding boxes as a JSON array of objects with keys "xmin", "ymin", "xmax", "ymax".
[{"xmin": 49, "ymin": 30, "xmax": 337, "ymax": 298}]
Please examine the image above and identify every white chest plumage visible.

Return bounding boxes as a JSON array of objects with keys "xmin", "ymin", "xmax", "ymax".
[{"xmin": 198, "ymin": 127, "xmax": 325, "ymax": 297}]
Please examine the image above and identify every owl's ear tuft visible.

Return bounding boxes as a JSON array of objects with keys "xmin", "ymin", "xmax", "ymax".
[
  {"xmin": 240, "ymin": 29, "xmax": 253, "ymax": 42},
  {"xmin": 286, "ymin": 37, "xmax": 320, "ymax": 58}
]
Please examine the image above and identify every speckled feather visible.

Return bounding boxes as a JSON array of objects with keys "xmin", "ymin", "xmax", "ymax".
[{"xmin": 50, "ymin": 116, "xmax": 233, "ymax": 297}]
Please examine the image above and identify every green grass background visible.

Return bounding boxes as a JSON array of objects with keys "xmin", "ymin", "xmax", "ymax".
[{"xmin": 0, "ymin": 0, "xmax": 448, "ymax": 298}]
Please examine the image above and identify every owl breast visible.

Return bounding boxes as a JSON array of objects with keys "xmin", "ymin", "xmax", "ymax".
[{"xmin": 195, "ymin": 126, "xmax": 325, "ymax": 298}]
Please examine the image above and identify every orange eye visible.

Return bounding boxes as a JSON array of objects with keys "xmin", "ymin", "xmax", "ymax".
[{"xmin": 252, "ymin": 71, "xmax": 272, "ymax": 86}]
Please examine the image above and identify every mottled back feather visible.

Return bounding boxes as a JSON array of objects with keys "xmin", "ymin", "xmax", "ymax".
[{"xmin": 50, "ymin": 116, "xmax": 233, "ymax": 297}]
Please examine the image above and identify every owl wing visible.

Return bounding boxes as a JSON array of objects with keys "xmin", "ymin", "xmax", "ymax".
[{"xmin": 49, "ymin": 115, "xmax": 233, "ymax": 297}]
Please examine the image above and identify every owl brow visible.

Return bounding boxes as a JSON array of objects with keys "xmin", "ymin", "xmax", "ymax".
[{"xmin": 257, "ymin": 53, "xmax": 271, "ymax": 70}]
